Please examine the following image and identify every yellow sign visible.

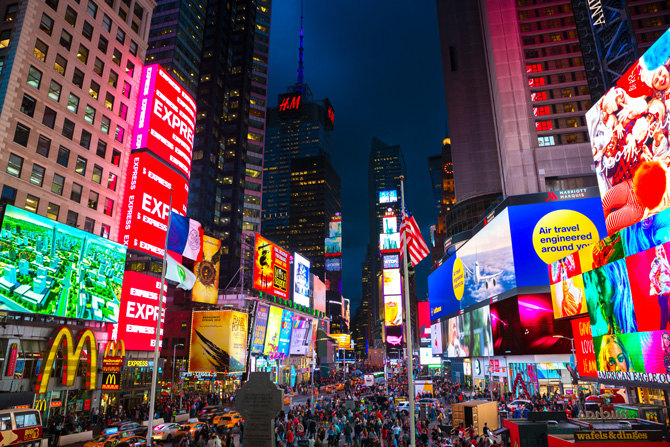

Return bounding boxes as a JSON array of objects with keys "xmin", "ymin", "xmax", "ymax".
[
  {"xmin": 189, "ymin": 311, "xmax": 248, "ymax": 373},
  {"xmin": 36, "ymin": 327, "xmax": 97, "ymax": 395},
  {"xmin": 452, "ymin": 258, "xmax": 465, "ymax": 300},
  {"xmin": 127, "ymin": 360, "xmax": 149, "ymax": 367},
  {"xmin": 101, "ymin": 372, "xmax": 119, "ymax": 390},
  {"xmin": 532, "ymin": 210, "xmax": 599, "ymax": 264},
  {"xmin": 263, "ymin": 306, "xmax": 283, "ymax": 355},
  {"xmin": 192, "ymin": 235, "xmax": 221, "ymax": 304},
  {"xmin": 330, "ymin": 334, "xmax": 351, "ymax": 350},
  {"xmin": 103, "ymin": 340, "xmax": 125, "ymax": 372},
  {"xmin": 34, "ymin": 398, "xmax": 47, "ymax": 412}
]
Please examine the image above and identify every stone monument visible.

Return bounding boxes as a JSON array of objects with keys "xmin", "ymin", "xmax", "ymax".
[{"xmin": 236, "ymin": 372, "xmax": 283, "ymax": 447}]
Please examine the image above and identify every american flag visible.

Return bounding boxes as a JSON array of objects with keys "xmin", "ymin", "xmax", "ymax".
[{"xmin": 400, "ymin": 205, "xmax": 429, "ymax": 267}]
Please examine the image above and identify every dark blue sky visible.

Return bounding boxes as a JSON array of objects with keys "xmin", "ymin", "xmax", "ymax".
[{"xmin": 267, "ymin": 0, "xmax": 447, "ymax": 309}]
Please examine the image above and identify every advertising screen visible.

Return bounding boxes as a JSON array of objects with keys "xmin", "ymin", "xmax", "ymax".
[
  {"xmin": 289, "ymin": 316, "xmax": 312, "ymax": 355},
  {"xmin": 382, "ymin": 216, "xmax": 397, "ymax": 235},
  {"xmin": 428, "ymin": 255, "xmax": 462, "ymax": 321},
  {"xmin": 386, "ymin": 325, "xmax": 403, "ymax": 348},
  {"xmin": 383, "ymin": 269, "xmax": 401, "ymax": 295},
  {"xmin": 518, "ymin": 294, "xmax": 572, "ymax": 354},
  {"xmin": 383, "ymin": 255, "xmax": 399, "ymax": 269},
  {"xmin": 419, "ymin": 347, "xmax": 441, "ymax": 366},
  {"xmin": 586, "ymin": 29, "xmax": 670, "ymax": 235},
  {"xmin": 277, "ymin": 309, "xmax": 294, "ymax": 356},
  {"xmin": 253, "ymin": 234, "xmax": 290, "ymax": 299},
  {"xmin": 263, "ymin": 305, "xmax": 283, "ymax": 356},
  {"xmin": 132, "ymin": 65, "xmax": 196, "ymax": 180},
  {"xmin": 116, "ymin": 271, "xmax": 166, "ymax": 351},
  {"xmin": 379, "ymin": 233, "xmax": 401, "ymax": 253},
  {"xmin": 293, "ymin": 253, "xmax": 310, "ymax": 307},
  {"xmin": 471, "ymin": 305, "xmax": 493, "ymax": 357},
  {"xmin": 313, "ymin": 275, "xmax": 326, "ymax": 312},
  {"xmin": 445, "ymin": 313, "xmax": 471, "ymax": 358},
  {"xmin": 431, "ymin": 321, "xmax": 444, "ymax": 355},
  {"xmin": 550, "ymin": 273, "xmax": 587, "ymax": 320},
  {"xmin": 572, "ymin": 316, "xmax": 598, "ymax": 378},
  {"xmin": 0, "ymin": 205, "xmax": 126, "ymax": 322},
  {"xmin": 331, "ymin": 333, "xmax": 351, "ymax": 350},
  {"xmin": 189, "ymin": 311, "xmax": 248, "ymax": 373},
  {"xmin": 379, "ymin": 190, "xmax": 398, "ymax": 203},
  {"xmin": 120, "ymin": 151, "xmax": 190, "ymax": 258},
  {"xmin": 325, "ymin": 258, "xmax": 342, "ymax": 272},
  {"xmin": 192, "ymin": 235, "xmax": 220, "ymax": 304},
  {"xmin": 418, "ymin": 301, "xmax": 431, "ymax": 346},
  {"xmin": 325, "ymin": 217, "xmax": 342, "ymax": 257},
  {"xmin": 384, "ymin": 295, "xmax": 402, "ymax": 327},
  {"xmin": 490, "ymin": 297, "xmax": 523, "ymax": 355},
  {"xmin": 251, "ymin": 303, "xmax": 269, "ymax": 353}
]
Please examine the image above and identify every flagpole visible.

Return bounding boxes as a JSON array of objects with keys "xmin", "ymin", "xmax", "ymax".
[
  {"xmin": 400, "ymin": 175, "xmax": 416, "ymax": 447},
  {"xmin": 147, "ymin": 191, "xmax": 172, "ymax": 447}
]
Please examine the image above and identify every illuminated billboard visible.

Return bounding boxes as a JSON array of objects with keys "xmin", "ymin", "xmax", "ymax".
[
  {"xmin": 379, "ymin": 190, "xmax": 398, "ymax": 203},
  {"xmin": 431, "ymin": 321, "xmax": 444, "ymax": 355},
  {"xmin": 120, "ymin": 151, "xmax": 189, "ymax": 258},
  {"xmin": 189, "ymin": 311, "xmax": 248, "ymax": 373},
  {"xmin": 572, "ymin": 316, "xmax": 598, "ymax": 378},
  {"xmin": 250, "ymin": 303, "xmax": 269, "ymax": 353},
  {"xmin": 253, "ymin": 234, "xmax": 290, "ymax": 299},
  {"xmin": 418, "ymin": 302, "xmax": 431, "ymax": 346},
  {"xmin": 325, "ymin": 216, "xmax": 342, "ymax": 257},
  {"xmin": 384, "ymin": 295, "xmax": 402, "ymax": 327},
  {"xmin": 383, "ymin": 269, "xmax": 401, "ymax": 295},
  {"xmin": 383, "ymin": 255, "xmax": 399, "ymax": 269},
  {"xmin": 419, "ymin": 347, "xmax": 441, "ymax": 366},
  {"xmin": 586, "ymin": 29, "xmax": 670, "ymax": 235},
  {"xmin": 277, "ymin": 309, "xmax": 294, "ymax": 356},
  {"xmin": 471, "ymin": 305, "xmax": 493, "ymax": 357},
  {"xmin": 379, "ymin": 233, "xmax": 401, "ymax": 253},
  {"xmin": 293, "ymin": 253, "xmax": 310, "ymax": 307},
  {"xmin": 116, "ymin": 271, "xmax": 165, "ymax": 351},
  {"xmin": 325, "ymin": 258, "xmax": 342, "ymax": 271},
  {"xmin": 278, "ymin": 92, "xmax": 302, "ymax": 114},
  {"xmin": 192, "ymin": 235, "xmax": 221, "ymax": 304},
  {"xmin": 313, "ymin": 275, "xmax": 327, "ymax": 312},
  {"xmin": 385, "ymin": 325, "xmax": 402, "ymax": 348},
  {"xmin": 382, "ymin": 216, "xmax": 397, "ymax": 235},
  {"xmin": 289, "ymin": 316, "xmax": 312, "ymax": 355},
  {"xmin": 0, "ymin": 205, "xmax": 126, "ymax": 322},
  {"xmin": 133, "ymin": 65, "xmax": 196, "ymax": 180},
  {"xmin": 445, "ymin": 313, "xmax": 471, "ymax": 358},
  {"xmin": 263, "ymin": 305, "xmax": 283, "ymax": 356},
  {"xmin": 331, "ymin": 333, "xmax": 351, "ymax": 350}
]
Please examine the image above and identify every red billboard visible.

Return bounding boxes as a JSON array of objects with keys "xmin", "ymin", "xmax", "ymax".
[
  {"xmin": 253, "ymin": 234, "xmax": 290, "ymax": 299},
  {"xmin": 119, "ymin": 151, "xmax": 189, "ymax": 257},
  {"xmin": 418, "ymin": 301, "xmax": 431, "ymax": 346},
  {"xmin": 116, "ymin": 271, "xmax": 165, "ymax": 351},
  {"xmin": 133, "ymin": 65, "xmax": 196, "ymax": 180},
  {"xmin": 571, "ymin": 316, "xmax": 598, "ymax": 378}
]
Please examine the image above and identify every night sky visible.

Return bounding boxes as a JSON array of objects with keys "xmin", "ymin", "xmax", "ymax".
[{"xmin": 267, "ymin": 0, "xmax": 447, "ymax": 310}]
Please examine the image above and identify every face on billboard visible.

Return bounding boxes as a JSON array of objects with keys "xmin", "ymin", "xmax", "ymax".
[
  {"xmin": 490, "ymin": 297, "xmax": 523, "ymax": 355},
  {"xmin": 382, "ymin": 216, "xmax": 397, "ymax": 235},
  {"xmin": 446, "ymin": 313, "xmax": 470, "ymax": 358},
  {"xmin": 431, "ymin": 322, "xmax": 443, "ymax": 355},
  {"xmin": 263, "ymin": 306, "xmax": 283, "ymax": 356},
  {"xmin": 594, "ymin": 333, "xmax": 645, "ymax": 373},
  {"xmin": 253, "ymin": 234, "xmax": 290, "ymax": 299},
  {"xmin": 384, "ymin": 295, "xmax": 402, "ymax": 326},
  {"xmin": 471, "ymin": 306, "xmax": 493, "ymax": 357},
  {"xmin": 189, "ymin": 311, "xmax": 248, "ymax": 373},
  {"xmin": 383, "ymin": 269, "xmax": 401, "ymax": 295},
  {"xmin": 120, "ymin": 151, "xmax": 189, "ymax": 257},
  {"xmin": 379, "ymin": 233, "xmax": 401, "ymax": 253},
  {"xmin": 621, "ymin": 208, "xmax": 670, "ymax": 257},
  {"xmin": 0, "ymin": 205, "xmax": 126, "ymax": 322},
  {"xmin": 251, "ymin": 304, "xmax": 270, "ymax": 353},
  {"xmin": 586, "ymin": 29, "xmax": 670, "ymax": 235},
  {"xmin": 277, "ymin": 309, "xmax": 294, "ymax": 355},
  {"xmin": 133, "ymin": 65, "xmax": 196, "ymax": 180},
  {"xmin": 117, "ymin": 271, "xmax": 166, "ymax": 351},
  {"xmin": 293, "ymin": 253, "xmax": 311, "ymax": 307},
  {"xmin": 578, "ymin": 232, "xmax": 624, "ymax": 275}
]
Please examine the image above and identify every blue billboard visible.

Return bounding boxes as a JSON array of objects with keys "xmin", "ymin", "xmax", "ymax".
[{"xmin": 277, "ymin": 309, "xmax": 294, "ymax": 355}]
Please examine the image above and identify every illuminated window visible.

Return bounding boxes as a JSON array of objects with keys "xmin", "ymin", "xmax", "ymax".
[
  {"xmin": 518, "ymin": 11, "xmax": 529, "ymax": 20},
  {"xmin": 54, "ymin": 54, "xmax": 67, "ymax": 76},
  {"xmin": 533, "ymin": 106, "xmax": 550, "ymax": 116},
  {"xmin": 107, "ymin": 172, "xmax": 117, "ymax": 191},
  {"xmin": 538, "ymin": 136, "xmax": 555, "ymax": 146},
  {"xmin": 531, "ymin": 91, "xmax": 547, "ymax": 101},
  {"xmin": 92, "ymin": 164, "xmax": 102, "ymax": 183},
  {"xmin": 567, "ymin": 118, "xmax": 578, "ymax": 127},
  {"xmin": 104, "ymin": 198, "xmax": 113, "ymax": 216},
  {"xmin": 88, "ymin": 190, "xmax": 98, "ymax": 210},
  {"xmin": 562, "ymin": 88, "xmax": 572, "ymax": 98},
  {"xmin": 104, "ymin": 92, "xmax": 114, "ymax": 110},
  {"xmin": 114, "ymin": 125, "xmax": 124, "ymax": 143},
  {"xmin": 89, "ymin": 81, "xmax": 99, "ymax": 99},
  {"xmin": 67, "ymin": 93, "xmax": 79, "ymax": 113},
  {"xmin": 550, "ymin": 33, "xmax": 561, "ymax": 42},
  {"xmin": 536, "ymin": 121, "xmax": 553, "ymax": 131},
  {"xmin": 34, "ymin": 39, "xmax": 48, "ymax": 61},
  {"xmin": 40, "ymin": 13, "xmax": 54, "ymax": 35},
  {"xmin": 77, "ymin": 45, "xmax": 88, "ymax": 64},
  {"xmin": 545, "ymin": 7, "xmax": 555, "ymax": 16},
  {"xmin": 526, "ymin": 64, "xmax": 542, "ymax": 73},
  {"xmin": 528, "ymin": 77, "xmax": 545, "ymax": 87},
  {"xmin": 100, "ymin": 116, "xmax": 110, "ymax": 134},
  {"xmin": 100, "ymin": 224, "xmax": 109, "ymax": 239},
  {"xmin": 25, "ymin": 195, "xmax": 39, "ymax": 213}
]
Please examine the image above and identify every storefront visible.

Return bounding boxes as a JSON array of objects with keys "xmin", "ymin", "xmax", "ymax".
[{"xmin": 471, "ymin": 357, "xmax": 508, "ymax": 397}]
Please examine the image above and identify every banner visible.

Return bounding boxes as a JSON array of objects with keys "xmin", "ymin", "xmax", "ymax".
[
  {"xmin": 192, "ymin": 235, "xmax": 221, "ymax": 304},
  {"xmin": 253, "ymin": 234, "xmax": 290, "ymax": 299},
  {"xmin": 189, "ymin": 311, "xmax": 248, "ymax": 374},
  {"xmin": 263, "ymin": 306, "xmax": 284, "ymax": 356},
  {"xmin": 251, "ymin": 303, "xmax": 269, "ymax": 354}
]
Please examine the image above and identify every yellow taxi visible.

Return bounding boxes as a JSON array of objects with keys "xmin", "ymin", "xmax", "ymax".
[
  {"xmin": 84, "ymin": 433, "xmax": 124, "ymax": 447},
  {"xmin": 214, "ymin": 412, "xmax": 243, "ymax": 429},
  {"xmin": 284, "ymin": 393, "xmax": 292, "ymax": 405},
  {"xmin": 325, "ymin": 385, "xmax": 334, "ymax": 393},
  {"xmin": 175, "ymin": 422, "xmax": 207, "ymax": 440},
  {"xmin": 105, "ymin": 435, "xmax": 147, "ymax": 447},
  {"xmin": 336, "ymin": 383, "xmax": 345, "ymax": 391}
]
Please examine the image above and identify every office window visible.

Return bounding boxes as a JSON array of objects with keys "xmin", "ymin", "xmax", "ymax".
[
  {"xmin": 82, "ymin": 21, "xmax": 93, "ymax": 40},
  {"xmin": 100, "ymin": 115, "xmax": 110, "ymax": 134},
  {"xmin": 119, "ymin": 103, "xmax": 128, "ymax": 120},
  {"xmin": 25, "ymin": 195, "xmax": 39, "ymax": 213},
  {"xmin": 62, "ymin": 118, "xmax": 74, "ymax": 139},
  {"xmin": 20, "ymin": 94, "xmax": 37, "ymax": 117},
  {"xmin": 89, "ymin": 80, "xmax": 99, "ymax": 99},
  {"xmin": 536, "ymin": 121, "xmax": 552, "ymax": 131},
  {"xmin": 114, "ymin": 125, "xmax": 124, "ymax": 143},
  {"xmin": 4, "ymin": 3, "xmax": 17, "ymax": 21},
  {"xmin": 107, "ymin": 172, "xmax": 117, "ymax": 191},
  {"xmin": 57, "ymin": 145, "xmax": 70, "ymax": 166},
  {"xmin": 54, "ymin": 54, "xmax": 67, "ymax": 75},
  {"xmin": 0, "ymin": 29, "xmax": 9, "ymax": 48},
  {"xmin": 46, "ymin": 203, "xmax": 60, "ymax": 221},
  {"xmin": 129, "ymin": 40, "xmax": 138, "ymax": 56},
  {"xmin": 6, "ymin": 153, "xmax": 23, "ymax": 177},
  {"xmin": 111, "ymin": 149, "xmax": 121, "ymax": 166},
  {"xmin": 27, "ymin": 66, "xmax": 42, "ymax": 88},
  {"xmin": 122, "ymin": 81, "xmax": 130, "ymax": 98},
  {"xmin": 96, "ymin": 140, "xmax": 106, "ymax": 158},
  {"xmin": 84, "ymin": 105, "xmax": 95, "ymax": 123},
  {"xmin": 48, "ymin": 80, "xmax": 62, "ymax": 101},
  {"xmin": 75, "ymin": 155, "xmax": 87, "ymax": 175},
  {"xmin": 64, "ymin": 6, "xmax": 77, "ymax": 26},
  {"xmin": 567, "ymin": 118, "xmax": 578, "ymax": 128},
  {"xmin": 51, "ymin": 173, "xmax": 65, "ymax": 195},
  {"xmin": 34, "ymin": 39, "xmax": 48, "ymax": 61},
  {"xmin": 13, "ymin": 122, "xmax": 30, "ymax": 146},
  {"xmin": 67, "ymin": 93, "xmax": 79, "ymax": 113},
  {"xmin": 87, "ymin": 0, "xmax": 97, "ymax": 18},
  {"xmin": 45, "ymin": 0, "xmax": 58, "ymax": 11},
  {"xmin": 70, "ymin": 182, "xmax": 82, "ymax": 202},
  {"xmin": 125, "ymin": 60, "xmax": 134, "ymax": 77},
  {"xmin": 30, "ymin": 164, "xmax": 45, "ymax": 186},
  {"xmin": 72, "ymin": 68, "xmax": 84, "ymax": 88},
  {"xmin": 36, "ymin": 135, "xmax": 51, "ymax": 157},
  {"xmin": 538, "ymin": 136, "xmax": 555, "ymax": 146},
  {"xmin": 98, "ymin": 35, "xmax": 108, "ymax": 53},
  {"xmin": 77, "ymin": 44, "xmax": 88, "ymax": 64},
  {"xmin": 88, "ymin": 190, "xmax": 98, "ymax": 210},
  {"xmin": 92, "ymin": 164, "xmax": 102, "ymax": 183},
  {"xmin": 562, "ymin": 88, "xmax": 572, "ymax": 98},
  {"xmin": 84, "ymin": 217, "xmax": 95, "ymax": 233},
  {"xmin": 0, "ymin": 186, "xmax": 17, "ymax": 206},
  {"xmin": 80, "ymin": 129, "xmax": 91, "ymax": 149},
  {"xmin": 104, "ymin": 92, "xmax": 114, "ymax": 111},
  {"xmin": 116, "ymin": 28, "xmax": 125, "ymax": 44},
  {"xmin": 102, "ymin": 14, "xmax": 111, "ymax": 32},
  {"xmin": 100, "ymin": 224, "xmax": 110, "ymax": 239},
  {"xmin": 112, "ymin": 48, "xmax": 121, "ymax": 66},
  {"xmin": 42, "ymin": 106, "xmax": 57, "ymax": 129},
  {"xmin": 93, "ymin": 58, "xmax": 104, "ymax": 77},
  {"xmin": 104, "ymin": 198, "xmax": 113, "ymax": 216},
  {"xmin": 59, "ymin": 29, "xmax": 72, "ymax": 50},
  {"xmin": 118, "ymin": 6, "xmax": 126, "ymax": 21},
  {"xmin": 66, "ymin": 210, "xmax": 78, "ymax": 226},
  {"xmin": 40, "ymin": 13, "xmax": 54, "ymax": 35},
  {"xmin": 108, "ymin": 70, "xmax": 118, "ymax": 88}
]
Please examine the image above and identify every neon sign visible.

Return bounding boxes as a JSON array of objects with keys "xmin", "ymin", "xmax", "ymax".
[{"xmin": 278, "ymin": 93, "xmax": 301, "ymax": 112}]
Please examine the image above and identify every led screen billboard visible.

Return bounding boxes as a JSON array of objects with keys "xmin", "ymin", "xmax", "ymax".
[
  {"xmin": 293, "ymin": 253, "xmax": 310, "ymax": 307},
  {"xmin": 133, "ymin": 65, "xmax": 196, "ymax": 180},
  {"xmin": 192, "ymin": 235, "xmax": 221, "ymax": 304},
  {"xmin": 189, "ymin": 311, "xmax": 248, "ymax": 373},
  {"xmin": 251, "ymin": 303, "xmax": 269, "ymax": 353},
  {"xmin": 116, "ymin": 271, "xmax": 166, "ymax": 351},
  {"xmin": 325, "ymin": 217, "xmax": 342, "ymax": 257},
  {"xmin": 490, "ymin": 297, "xmax": 523, "ymax": 356},
  {"xmin": 277, "ymin": 309, "xmax": 294, "ymax": 356},
  {"xmin": 382, "ymin": 216, "xmax": 397, "ymax": 235},
  {"xmin": 386, "ymin": 325, "xmax": 403, "ymax": 348},
  {"xmin": 431, "ymin": 321, "xmax": 444, "ymax": 355},
  {"xmin": 383, "ymin": 269, "xmax": 401, "ymax": 295},
  {"xmin": 383, "ymin": 255, "xmax": 399, "ymax": 269},
  {"xmin": 384, "ymin": 295, "xmax": 402, "ymax": 327},
  {"xmin": 428, "ymin": 256, "xmax": 462, "ymax": 321},
  {"xmin": 253, "ymin": 234, "xmax": 290, "ymax": 299},
  {"xmin": 120, "ymin": 151, "xmax": 189, "ymax": 258},
  {"xmin": 331, "ymin": 333, "xmax": 351, "ymax": 350},
  {"xmin": 586, "ymin": 29, "xmax": 670, "ymax": 235},
  {"xmin": 379, "ymin": 190, "xmax": 398, "ymax": 203},
  {"xmin": 289, "ymin": 316, "xmax": 312, "ymax": 355},
  {"xmin": 325, "ymin": 258, "xmax": 342, "ymax": 272},
  {"xmin": 418, "ymin": 301, "xmax": 431, "ymax": 346},
  {"xmin": 263, "ymin": 305, "xmax": 283, "ymax": 356},
  {"xmin": 445, "ymin": 313, "xmax": 471, "ymax": 358},
  {"xmin": 518, "ymin": 294, "xmax": 572, "ymax": 354},
  {"xmin": 0, "ymin": 205, "xmax": 126, "ymax": 322},
  {"xmin": 419, "ymin": 347, "xmax": 441, "ymax": 366},
  {"xmin": 379, "ymin": 233, "xmax": 401, "ymax": 253},
  {"xmin": 572, "ymin": 316, "xmax": 598, "ymax": 378},
  {"xmin": 471, "ymin": 305, "xmax": 493, "ymax": 357}
]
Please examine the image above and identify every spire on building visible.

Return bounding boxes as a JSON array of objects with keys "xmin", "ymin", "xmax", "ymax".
[{"xmin": 290, "ymin": 0, "xmax": 312, "ymax": 99}]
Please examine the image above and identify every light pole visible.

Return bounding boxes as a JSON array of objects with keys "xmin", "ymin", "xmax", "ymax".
[
  {"xmin": 171, "ymin": 343, "xmax": 184, "ymax": 400},
  {"xmin": 553, "ymin": 335, "xmax": 580, "ymax": 411}
]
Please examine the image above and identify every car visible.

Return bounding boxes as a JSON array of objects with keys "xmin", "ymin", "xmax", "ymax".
[
  {"xmin": 175, "ymin": 422, "xmax": 208, "ymax": 440},
  {"xmin": 197, "ymin": 405, "xmax": 226, "ymax": 422},
  {"xmin": 397, "ymin": 401, "xmax": 420, "ymax": 414},
  {"xmin": 507, "ymin": 399, "xmax": 532, "ymax": 411},
  {"xmin": 152, "ymin": 423, "xmax": 181, "ymax": 442},
  {"xmin": 284, "ymin": 393, "xmax": 292, "ymax": 405},
  {"xmin": 83, "ymin": 432, "xmax": 126, "ymax": 447},
  {"xmin": 417, "ymin": 398, "xmax": 438, "ymax": 406},
  {"xmin": 214, "ymin": 412, "xmax": 244, "ymax": 429},
  {"xmin": 105, "ymin": 422, "xmax": 147, "ymax": 437},
  {"xmin": 105, "ymin": 436, "xmax": 147, "ymax": 447}
]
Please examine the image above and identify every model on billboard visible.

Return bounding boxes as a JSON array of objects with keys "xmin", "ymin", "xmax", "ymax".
[
  {"xmin": 622, "ymin": 209, "xmax": 670, "ymax": 256},
  {"xmin": 584, "ymin": 260, "xmax": 637, "ymax": 337},
  {"xmin": 650, "ymin": 244, "xmax": 670, "ymax": 329},
  {"xmin": 597, "ymin": 335, "xmax": 635, "ymax": 373}
]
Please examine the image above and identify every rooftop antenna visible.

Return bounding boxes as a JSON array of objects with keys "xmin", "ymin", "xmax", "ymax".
[{"xmin": 290, "ymin": 0, "xmax": 312, "ymax": 99}]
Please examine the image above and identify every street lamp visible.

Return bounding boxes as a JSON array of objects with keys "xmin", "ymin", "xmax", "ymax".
[
  {"xmin": 553, "ymin": 335, "xmax": 581, "ymax": 411},
  {"xmin": 172, "ymin": 343, "xmax": 184, "ymax": 400}
]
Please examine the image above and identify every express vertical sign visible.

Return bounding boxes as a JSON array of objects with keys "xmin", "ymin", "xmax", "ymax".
[{"xmin": 115, "ymin": 271, "xmax": 166, "ymax": 351}]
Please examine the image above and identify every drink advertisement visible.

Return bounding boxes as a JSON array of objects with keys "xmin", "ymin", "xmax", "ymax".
[
  {"xmin": 192, "ymin": 235, "xmax": 221, "ymax": 304},
  {"xmin": 384, "ymin": 295, "xmax": 402, "ymax": 326},
  {"xmin": 263, "ymin": 305, "xmax": 283, "ymax": 357},
  {"xmin": 189, "ymin": 310, "xmax": 248, "ymax": 373},
  {"xmin": 253, "ymin": 234, "xmax": 290, "ymax": 299},
  {"xmin": 251, "ymin": 303, "xmax": 269, "ymax": 354},
  {"xmin": 383, "ymin": 269, "xmax": 401, "ymax": 295}
]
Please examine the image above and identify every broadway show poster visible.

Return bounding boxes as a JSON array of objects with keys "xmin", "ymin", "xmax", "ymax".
[
  {"xmin": 263, "ymin": 305, "xmax": 284, "ymax": 356},
  {"xmin": 251, "ymin": 303, "xmax": 270, "ymax": 354},
  {"xmin": 192, "ymin": 236, "xmax": 221, "ymax": 304},
  {"xmin": 253, "ymin": 234, "xmax": 290, "ymax": 299},
  {"xmin": 189, "ymin": 311, "xmax": 248, "ymax": 373}
]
